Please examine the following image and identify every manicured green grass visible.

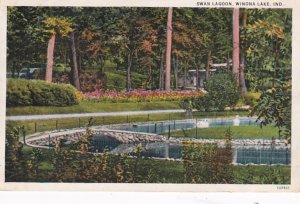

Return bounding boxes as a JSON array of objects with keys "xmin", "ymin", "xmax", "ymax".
[
  {"xmin": 165, "ymin": 126, "xmax": 280, "ymax": 139},
  {"xmin": 7, "ymin": 112, "xmax": 188, "ymax": 135},
  {"xmin": 6, "ymin": 100, "xmax": 251, "ymax": 116},
  {"xmin": 6, "ymin": 101, "xmax": 181, "ymax": 116},
  {"xmin": 7, "ymin": 111, "xmax": 250, "ymax": 135}
]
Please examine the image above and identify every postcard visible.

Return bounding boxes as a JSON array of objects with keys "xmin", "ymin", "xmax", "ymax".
[{"xmin": 0, "ymin": 0, "xmax": 299, "ymax": 192}]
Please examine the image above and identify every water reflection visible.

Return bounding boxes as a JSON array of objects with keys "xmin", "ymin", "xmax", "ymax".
[
  {"xmin": 115, "ymin": 117, "xmax": 260, "ymax": 135},
  {"xmin": 90, "ymin": 136, "xmax": 290, "ymax": 165}
]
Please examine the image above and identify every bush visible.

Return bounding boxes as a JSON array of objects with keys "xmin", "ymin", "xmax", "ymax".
[
  {"xmin": 242, "ymin": 92, "xmax": 261, "ymax": 106},
  {"xmin": 104, "ymin": 72, "xmax": 126, "ymax": 91},
  {"xmin": 7, "ymin": 79, "xmax": 79, "ymax": 107},
  {"xmin": 131, "ymin": 72, "xmax": 147, "ymax": 89},
  {"xmin": 104, "ymin": 71, "xmax": 148, "ymax": 91},
  {"xmin": 6, "ymin": 79, "xmax": 32, "ymax": 106},
  {"xmin": 79, "ymin": 71, "xmax": 105, "ymax": 92},
  {"xmin": 193, "ymin": 73, "xmax": 240, "ymax": 111},
  {"xmin": 182, "ymin": 141, "xmax": 233, "ymax": 183}
]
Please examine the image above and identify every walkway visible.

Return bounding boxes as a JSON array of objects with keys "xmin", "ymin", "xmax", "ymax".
[{"xmin": 6, "ymin": 109, "xmax": 187, "ymax": 121}]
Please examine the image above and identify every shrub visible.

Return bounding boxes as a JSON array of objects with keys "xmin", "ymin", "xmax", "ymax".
[
  {"xmin": 5, "ymin": 126, "xmax": 29, "ymax": 182},
  {"xmin": 193, "ymin": 73, "xmax": 240, "ymax": 111},
  {"xmin": 79, "ymin": 71, "xmax": 105, "ymax": 92},
  {"xmin": 7, "ymin": 79, "xmax": 32, "ymax": 106},
  {"xmin": 242, "ymin": 92, "xmax": 261, "ymax": 106},
  {"xmin": 182, "ymin": 141, "xmax": 233, "ymax": 183},
  {"xmin": 7, "ymin": 79, "xmax": 79, "ymax": 107},
  {"xmin": 104, "ymin": 71, "xmax": 148, "ymax": 91},
  {"xmin": 104, "ymin": 72, "xmax": 126, "ymax": 91},
  {"xmin": 131, "ymin": 72, "xmax": 147, "ymax": 89}
]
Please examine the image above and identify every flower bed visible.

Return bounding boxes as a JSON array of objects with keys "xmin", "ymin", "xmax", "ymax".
[{"xmin": 83, "ymin": 89, "xmax": 203, "ymax": 103}]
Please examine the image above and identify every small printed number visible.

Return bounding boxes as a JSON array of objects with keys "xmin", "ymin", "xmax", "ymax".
[{"xmin": 277, "ymin": 186, "xmax": 290, "ymax": 190}]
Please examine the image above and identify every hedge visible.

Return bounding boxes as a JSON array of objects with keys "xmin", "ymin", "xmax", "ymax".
[{"xmin": 7, "ymin": 79, "xmax": 79, "ymax": 107}]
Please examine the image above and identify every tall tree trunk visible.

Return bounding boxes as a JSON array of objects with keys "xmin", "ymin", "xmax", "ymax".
[
  {"xmin": 206, "ymin": 50, "xmax": 211, "ymax": 81},
  {"xmin": 184, "ymin": 66, "xmax": 187, "ymax": 88},
  {"xmin": 183, "ymin": 59, "xmax": 189, "ymax": 88},
  {"xmin": 272, "ymin": 39, "xmax": 281, "ymax": 87},
  {"xmin": 227, "ymin": 52, "xmax": 230, "ymax": 74},
  {"xmin": 240, "ymin": 9, "xmax": 248, "ymax": 94},
  {"xmin": 194, "ymin": 60, "xmax": 199, "ymax": 91},
  {"xmin": 173, "ymin": 56, "xmax": 178, "ymax": 89},
  {"xmin": 148, "ymin": 64, "xmax": 152, "ymax": 88},
  {"xmin": 240, "ymin": 52, "xmax": 247, "ymax": 94},
  {"xmin": 232, "ymin": 8, "xmax": 240, "ymax": 85},
  {"xmin": 69, "ymin": 31, "xmax": 80, "ymax": 90},
  {"xmin": 45, "ymin": 34, "xmax": 56, "ymax": 82},
  {"xmin": 127, "ymin": 51, "xmax": 133, "ymax": 91},
  {"xmin": 99, "ymin": 56, "xmax": 105, "ymax": 74},
  {"xmin": 159, "ymin": 51, "xmax": 164, "ymax": 90},
  {"xmin": 165, "ymin": 7, "xmax": 173, "ymax": 90},
  {"xmin": 76, "ymin": 34, "xmax": 81, "ymax": 73}
]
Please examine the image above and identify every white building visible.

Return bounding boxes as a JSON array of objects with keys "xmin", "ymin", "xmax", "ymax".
[{"xmin": 178, "ymin": 62, "xmax": 232, "ymax": 89}]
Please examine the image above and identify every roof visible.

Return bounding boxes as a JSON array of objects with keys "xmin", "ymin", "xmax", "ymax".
[{"xmin": 188, "ymin": 69, "xmax": 216, "ymax": 72}]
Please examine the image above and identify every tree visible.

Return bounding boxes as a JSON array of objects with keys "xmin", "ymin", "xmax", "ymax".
[
  {"xmin": 239, "ymin": 9, "xmax": 248, "ymax": 94},
  {"xmin": 165, "ymin": 7, "xmax": 173, "ymax": 90},
  {"xmin": 232, "ymin": 8, "xmax": 240, "ymax": 85},
  {"xmin": 69, "ymin": 30, "xmax": 80, "ymax": 90},
  {"xmin": 5, "ymin": 127, "xmax": 29, "ymax": 182},
  {"xmin": 243, "ymin": 9, "xmax": 292, "ymax": 142},
  {"xmin": 7, "ymin": 7, "xmax": 47, "ymax": 75},
  {"xmin": 43, "ymin": 17, "xmax": 72, "ymax": 82},
  {"xmin": 193, "ymin": 73, "xmax": 240, "ymax": 111}
]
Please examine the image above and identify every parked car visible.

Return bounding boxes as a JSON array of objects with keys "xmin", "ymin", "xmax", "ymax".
[{"xmin": 17, "ymin": 68, "xmax": 44, "ymax": 79}]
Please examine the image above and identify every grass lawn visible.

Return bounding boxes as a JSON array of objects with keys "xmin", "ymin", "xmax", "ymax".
[
  {"xmin": 6, "ymin": 100, "xmax": 251, "ymax": 116},
  {"xmin": 165, "ymin": 126, "xmax": 280, "ymax": 139},
  {"xmin": 6, "ymin": 110, "xmax": 250, "ymax": 135},
  {"xmin": 6, "ymin": 101, "xmax": 181, "ymax": 116},
  {"xmin": 7, "ymin": 112, "xmax": 186, "ymax": 135}
]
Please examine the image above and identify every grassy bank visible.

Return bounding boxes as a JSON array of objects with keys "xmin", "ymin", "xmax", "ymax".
[
  {"xmin": 6, "ymin": 101, "xmax": 180, "ymax": 116},
  {"xmin": 6, "ymin": 111, "xmax": 250, "ymax": 135},
  {"xmin": 165, "ymin": 126, "xmax": 280, "ymax": 139},
  {"xmin": 6, "ymin": 100, "xmax": 251, "ymax": 116},
  {"xmin": 7, "ymin": 112, "xmax": 188, "ymax": 135}
]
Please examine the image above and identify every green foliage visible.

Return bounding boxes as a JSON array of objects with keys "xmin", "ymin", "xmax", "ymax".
[
  {"xmin": 182, "ymin": 141, "xmax": 233, "ymax": 183},
  {"xmin": 42, "ymin": 17, "xmax": 73, "ymax": 37},
  {"xmin": 7, "ymin": 79, "xmax": 79, "ymax": 107},
  {"xmin": 178, "ymin": 97, "xmax": 193, "ymax": 111},
  {"xmin": 240, "ymin": 9, "xmax": 292, "ymax": 143},
  {"xmin": 193, "ymin": 73, "xmax": 240, "ymax": 111},
  {"xmin": 182, "ymin": 129, "xmax": 233, "ymax": 183},
  {"xmin": 5, "ymin": 127, "xmax": 290, "ymax": 183},
  {"xmin": 251, "ymin": 81, "xmax": 291, "ymax": 142},
  {"xmin": 79, "ymin": 71, "xmax": 105, "ymax": 92},
  {"xmin": 6, "ymin": 79, "xmax": 33, "ymax": 106},
  {"xmin": 242, "ymin": 92, "xmax": 261, "ymax": 106},
  {"xmin": 104, "ymin": 72, "xmax": 126, "ymax": 90},
  {"xmin": 104, "ymin": 71, "xmax": 147, "ymax": 90},
  {"xmin": 233, "ymin": 166, "xmax": 290, "ymax": 184},
  {"xmin": 131, "ymin": 72, "xmax": 148, "ymax": 89},
  {"xmin": 28, "ymin": 148, "xmax": 42, "ymax": 178},
  {"xmin": 5, "ymin": 126, "xmax": 29, "ymax": 182}
]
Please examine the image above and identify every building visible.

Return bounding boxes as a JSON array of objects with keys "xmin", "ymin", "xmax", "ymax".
[{"xmin": 178, "ymin": 62, "xmax": 232, "ymax": 89}]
